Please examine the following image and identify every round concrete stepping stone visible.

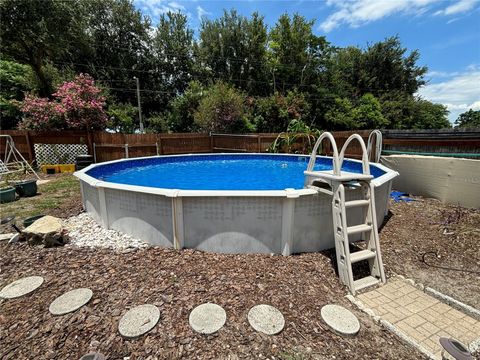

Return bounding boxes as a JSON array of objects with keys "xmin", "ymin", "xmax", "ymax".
[
  {"xmin": 189, "ymin": 303, "xmax": 226, "ymax": 334},
  {"xmin": 0, "ymin": 276, "xmax": 44, "ymax": 299},
  {"xmin": 247, "ymin": 304, "xmax": 285, "ymax": 335},
  {"xmin": 321, "ymin": 304, "xmax": 360, "ymax": 336},
  {"xmin": 118, "ymin": 304, "xmax": 160, "ymax": 338},
  {"xmin": 49, "ymin": 288, "xmax": 93, "ymax": 315}
]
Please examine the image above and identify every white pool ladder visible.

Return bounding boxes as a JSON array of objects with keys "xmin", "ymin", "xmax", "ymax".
[{"xmin": 304, "ymin": 132, "xmax": 386, "ymax": 295}]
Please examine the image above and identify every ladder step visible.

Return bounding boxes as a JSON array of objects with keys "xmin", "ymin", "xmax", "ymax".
[
  {"xmin": 347, "ymin": 224, "xmax": 372, "ymax": 235},
  {"xmin": 345, "ymin": 199, "xmax": 370, "ymax": 208},
  {"xmin": 353, "ymin": 276, "xmax": 380, "ymax": 292},
  {"xmin": 350, "ymin": 249, "xmax": 376, "ymax": 263}
]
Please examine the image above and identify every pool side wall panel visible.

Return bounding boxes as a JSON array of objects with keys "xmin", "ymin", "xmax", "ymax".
[
  {"xmin": 104, "ymin": 188, "xmax": 174, "ymax": 247},
  {"xmin": 183, "ymin": 197, "xmax": 283, "ymax": 254}
]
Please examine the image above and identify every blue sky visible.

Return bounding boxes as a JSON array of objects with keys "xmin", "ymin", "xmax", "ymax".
[{"xmin": 134, "ymin": 0, "xmax": 480, "ymax": 122}]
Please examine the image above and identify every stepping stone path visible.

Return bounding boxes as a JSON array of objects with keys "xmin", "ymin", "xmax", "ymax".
[
  {"xmin": 0, "ymin": 276, "xmax": 44, "ymax": 299},
  {"xmin": 189, "ymin": 303, "xmax": 226, "ymax": 334},
  {"xmin": 118, "ymin": 304, "xmax": 160, "ymax": 338},
  {"xmin": 248, "ymin": 304, "xmax": 285, "ymax": 335},
  {"xmin": 321, "ymin": 304, "xmax": 360, "ymax": 336},
  {"xmin": 49, "ymin": 288, "xmax": 93, "ymax": 315}
]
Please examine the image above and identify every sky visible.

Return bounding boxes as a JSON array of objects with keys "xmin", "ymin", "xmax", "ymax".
[{"xmin": 133, "ymin": 0, "xmax": 480, "ymax": 123}]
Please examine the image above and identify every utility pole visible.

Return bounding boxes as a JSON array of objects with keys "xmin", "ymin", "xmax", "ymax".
[{"xmin": 133, "ymin": 76, "xmax": 144, "ymax": 133}]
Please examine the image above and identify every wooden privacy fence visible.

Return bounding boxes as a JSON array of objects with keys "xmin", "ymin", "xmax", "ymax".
[{"xmin": 1, "ymin": 129, "xmax": 479, "ymax": 165}]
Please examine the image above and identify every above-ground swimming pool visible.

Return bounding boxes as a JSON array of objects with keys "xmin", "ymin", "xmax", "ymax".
[{"xmin": 75, "ymin": 153, "xmax": 398, "ymax": 255}]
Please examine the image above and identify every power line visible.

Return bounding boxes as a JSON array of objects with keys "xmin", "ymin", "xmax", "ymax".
[{"xmin": 53, "ymin": 60, "xmax": 409, "ymax": 94}]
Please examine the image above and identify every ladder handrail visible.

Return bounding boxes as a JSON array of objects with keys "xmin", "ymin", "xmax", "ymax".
[
  {"xmin": 367, "ymin": 130, "xmax": 382, "ymax": 163},
  {"xmin": 338, "ymin": 134, "xmax": 370, "ymax": 175},
  {"xmin": 306, "ymin": 132, "xmax": 340, "ymax": 175}
]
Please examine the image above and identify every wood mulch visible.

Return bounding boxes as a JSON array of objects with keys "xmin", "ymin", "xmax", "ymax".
[
  {"xmin": 0, "ymin": 244, "xmax": 422, "ymax": 359},
  {"xmin": 380, "ymin": 196, "xmax": 480, "ymax": 309},
  {"xmin": 1, "ymin": 189, "xmax": 478, "ymax": 359}
]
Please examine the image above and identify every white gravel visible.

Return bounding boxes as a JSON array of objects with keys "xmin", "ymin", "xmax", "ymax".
[{"xmin": 64, "ymin": 213, "xmax": 149, "ymax": 250}]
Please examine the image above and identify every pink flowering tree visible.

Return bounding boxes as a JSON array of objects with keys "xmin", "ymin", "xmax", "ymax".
[{"xmin": 19, "ymin": 74, "xmax": 107, "ymax": 131}]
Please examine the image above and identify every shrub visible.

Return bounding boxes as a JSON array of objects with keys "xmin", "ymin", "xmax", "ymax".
[
  {"xmin": 18, "ymin": 74, "xmax": 107, "ymax": 131},
  {"xmin": 194, "ymin": 81, "xmax": 252, "ymax": 133}
]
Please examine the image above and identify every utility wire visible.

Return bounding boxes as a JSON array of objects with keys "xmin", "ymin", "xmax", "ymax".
[{"xmin": 53, "ymin": 60, "xmax": 407, "ymax": 95}]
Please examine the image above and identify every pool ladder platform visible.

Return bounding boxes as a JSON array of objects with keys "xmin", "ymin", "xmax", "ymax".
[{"xmin": 304, "ymin": 131, "xmax": 386, "ymax": 295}]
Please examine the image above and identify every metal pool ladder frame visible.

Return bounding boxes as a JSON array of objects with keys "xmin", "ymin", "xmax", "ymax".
[{"xmin": 304, "ymin": 131, "xmax": 386, "ymax": 295}]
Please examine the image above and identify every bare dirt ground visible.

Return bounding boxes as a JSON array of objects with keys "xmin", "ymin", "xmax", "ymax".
[{"xmin": 380, "ymin": 196, "xmax": 480, "ymax": 309}]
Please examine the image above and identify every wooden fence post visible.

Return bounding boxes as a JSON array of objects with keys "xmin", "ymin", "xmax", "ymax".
[
  {"xmin": 257, "ymin": 135, "xmax": 261, "ymax": 152},
  {"xmin": 86, "ymin": 131, "xmax": 94, "ymax": 155},
  {"xmin": 158, "ymin": 136, "xmax": 163, "ymax": 155},
  {"xmin": 124, "ymin": 144, "xmax": 129, "ymax": 158},
  {"xmin": 25, "ymin": 131, "xmax": 34, "ymax": 164}
]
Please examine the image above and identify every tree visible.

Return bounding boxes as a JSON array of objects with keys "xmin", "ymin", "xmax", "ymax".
[
  {"xmin": 197, "ymin": 10, "xmax": 269, "ymax": 95},
  {"xmin": 352, "ymin": 93, "xmax": 387, "ymax": 129},
  {"xmin": 147, "ymin": 11, "xmax": 195, "ymax": 111},
  {"xmin": 455, "ymin": 109, "xmax": 480, "ymax": 128},
  {"xmin": 19, "ymin": 74, "xmax": 107, "ymax": 130},
  {"xmin": 381, "ymin": 95, "xmax": 450, "ymax": 129},
  {"xmin": 0, "ymin": 60, "xmax": 37, "ymax": 129},
  {"xmin": 0, "ymin": 0, "xmax": 84, "ymax": 97},
  {"xmin": 77, "ymin": 0, "xmax": 151, "ymax": 105},
  {"xmin": 268, "ymin": 13, "xmax": 331, "ymax": 94},
  {"xmin": 159, "ymin": 81, "xmax": 205, "ymax": 132},
  {"xmin": 194, "ymin": 81, "xmax": 251, "ymax": 133},
  {"xmin": 252, "ymin": 90, "xmax": 311, "ymax": 132},
  {"xmin": 324, "ymin": 98, "xmax": 356, "ymax": 130},
  {"xmin": 107, "ymin": 103, "xmax": 138, "ymax": 133}
]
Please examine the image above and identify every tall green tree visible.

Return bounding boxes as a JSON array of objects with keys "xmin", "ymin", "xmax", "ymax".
[
  {"xmin": 147, "ymin": 11, "xmax": 194, "ymax": 110},
  {"xmin": 268, "ymin": 13, "xmax": 330, "ymax": 94},
  {"xmin": 78, "ymin": 0, "xmax": 151, "ymax": 105},
  {"xmin": 197, "ymin": 10, "xmax": 269, "ymax": 95},
  {"xmin": 0, "ymin": 0, "xmax": 84, "ymax": 96}
]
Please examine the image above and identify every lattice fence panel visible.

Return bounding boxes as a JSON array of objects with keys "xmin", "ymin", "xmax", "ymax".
[{"xmin": 34, "ymin": 144, "xmax": 88, "ymax": 165}]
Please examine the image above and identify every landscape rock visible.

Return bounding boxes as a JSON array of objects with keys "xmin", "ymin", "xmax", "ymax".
[
  {"xmin": 20, "ymin": 215, "xmax": 68, "ymax": 247},
  {"xmin": 64, "ymin": 213, "xmax": 149, "ymax": 250}
]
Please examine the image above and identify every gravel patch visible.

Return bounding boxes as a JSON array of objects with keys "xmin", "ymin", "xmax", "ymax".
[{"xmin": 64, "ymin": 213, "xmax": 149, "ymax": 250}]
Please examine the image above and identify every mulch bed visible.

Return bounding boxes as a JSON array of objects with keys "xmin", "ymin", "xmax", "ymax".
[
  {"xmin": 0, "ymin": 244, "xmax": 422, "ymax": 359},
  {"xmin": 380, "ymin": 197, "xmax": 480, "ymax": 309}
]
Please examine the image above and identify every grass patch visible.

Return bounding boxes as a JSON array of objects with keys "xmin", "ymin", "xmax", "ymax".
[{"xmin": 0, "ymin": 174, "xmax": 80, "ymax": 221}]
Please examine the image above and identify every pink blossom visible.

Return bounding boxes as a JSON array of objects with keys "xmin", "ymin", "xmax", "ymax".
[{"xmin": 18, "ymin": 73, "xmax": 107, "ymax": 131}]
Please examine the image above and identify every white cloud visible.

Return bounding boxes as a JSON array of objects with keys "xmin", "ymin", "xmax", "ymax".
[
  {"xmin": 418, "ymin": 66, "xmax": 480, "ymax": 121},
  {"xmin": 196, "ymin": 5, "xmax": 211, "ymax": 21},
  {"xmin": 319, "ymin": 0, "xmax": 438, "ymax": 32},
  {"xmin": 434, "ymin": 0, "xmax": 476, "ymax": 16},
  {"xmin": 135, "ymin": 0, "xmax": 185, "ymax": 19}
]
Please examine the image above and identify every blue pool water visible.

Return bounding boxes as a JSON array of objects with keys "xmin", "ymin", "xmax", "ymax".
[{"xmin": 86, "ymin": 154, "xmax": 385, "ymax": 191}]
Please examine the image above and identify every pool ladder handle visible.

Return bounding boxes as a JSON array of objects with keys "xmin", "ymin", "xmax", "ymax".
[{"xmin": 305, "ymin": 131, "xmax": 386, "ymax": 295}]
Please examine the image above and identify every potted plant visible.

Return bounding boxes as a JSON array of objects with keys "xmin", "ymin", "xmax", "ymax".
[{"xmin": 0, "ymin": 176, "xmax": 17, "ymax": 203}]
